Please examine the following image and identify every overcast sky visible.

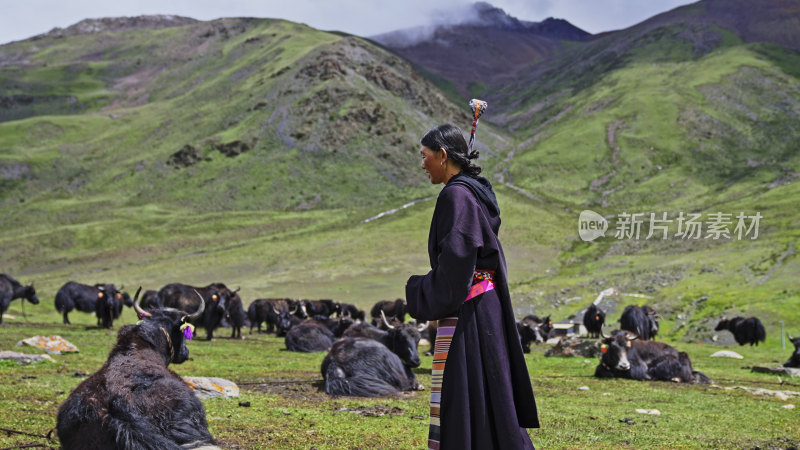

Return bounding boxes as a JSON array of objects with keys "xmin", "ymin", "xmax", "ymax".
[{"xmin": 0, "ymin": 0, "xmax": 697, "ymax": 45}]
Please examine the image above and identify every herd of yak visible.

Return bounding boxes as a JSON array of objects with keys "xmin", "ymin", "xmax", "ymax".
[{"xmin": 1, "ymin": 272, "xmax": 798, "ymax": 449}]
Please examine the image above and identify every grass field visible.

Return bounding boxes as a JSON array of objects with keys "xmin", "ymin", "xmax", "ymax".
[{"xmin": 0, "ymin": 310, "xmax": 798, "ymax": 449}]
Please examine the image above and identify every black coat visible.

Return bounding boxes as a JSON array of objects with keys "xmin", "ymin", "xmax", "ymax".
[{"xmin": 406, "ymin": 174, "xmax": 539, "ymax": 449}]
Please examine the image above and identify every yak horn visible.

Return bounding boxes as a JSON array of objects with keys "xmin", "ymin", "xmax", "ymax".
[
  {"xmin": 132, "ymin": 287, "xmax": 150, "ymax": 318},
  {"xmin": 380, "ymin": 310, "xmax": 395, "ymax": 329},
  {"xmin": 417, "ymin": 321, "xmax": 428, "ymax": 332},
  {"xmin": 599, "ymin": 326, "xmax": 612, "ymax": 340},
  {"xmin": 234, "ymin": 287, "xmax": 241, "ymax": 293},
  {"xmin": 788, "ymin": 332, "xmax": 794, "ymax": 341},
  {"xmin": 188, "ymin": 289, "xmax": 206, "ymax": 321},
  {"xmin": 272, "ymin": 305, "xmax": 280, "ymax": 315},
  {"xmin": 290, "ymin": 305, "xmax": 298, "ymax": 314}
]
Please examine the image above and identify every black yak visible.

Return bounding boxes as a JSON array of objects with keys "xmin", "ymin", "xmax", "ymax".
[
  {"xmin": 517, "ymin": 315, "xmax": 546, "ymax": 352},
  {"xmin": 595, "ymin": 330, "xmax": 708, "ymax": 383},
  {"xmin": 56, "ymin": 289, "xmax": 217, "ymax": 449},
  {"xmin": 620, "ymin": 305, "xmax": 659, "ymax": 340},
  {"xmin": 247, "ymin": 298, "xmax": 296, "ymax": 334},
  {"xmin": 582, "ymin": 304, "xmax": 606, "ymax": 338},
  {"xmin": 0, "ymin": 274, "xmax": 39, "ymax": 324},
  {"xmin": 335, "ymin": 302, "xmax": 366, "ymax": 321},
  {"xmin": 370, "ymin": 298, "xmax": 406, "ymax": 324},
  {"xmin": 321, "ymin": 338, "xmax": 421, "ymax": 396},
  {"xmin": 225, "ymin": 291, "xmax": 247, "ymax": 339},
  {"xmin": 55, "ymin": 281, "xmax": 119, "ymax": 326},
  {"xmin": 157, "ymin": 283, "xmax": 234, "ymax": 340},
  {"xmin": 299, "ymin": 299, "xmax": 337, "ymax": 318},
  {"xmin": 715, "ymin": 316, "xmax": 766, "ymax": 346},
  {"xmin": 342, "ymin": 312, "xmax": 421, "ymax": 368},
  {"xmin": 285, "ymin": 321, "xmax": 335, "ymax": 353},
  {"xmin": 785, "ymin": 333, "xmax": 800, "ymax": 368}
]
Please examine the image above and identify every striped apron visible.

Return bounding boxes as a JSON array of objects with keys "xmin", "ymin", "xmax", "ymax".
[{"xmin": 428, "ymin": 270, "xmax": 495, "ymax": 450}]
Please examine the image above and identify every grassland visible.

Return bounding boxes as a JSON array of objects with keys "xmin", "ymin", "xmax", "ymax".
[{"xmin": 0, "ymin": 310, "xmax": 798, "ymax": 449}]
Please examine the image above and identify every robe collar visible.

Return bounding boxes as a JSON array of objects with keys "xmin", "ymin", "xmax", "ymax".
[{"xmin": 447, "ymin": 172, "xmax": 500, "ymax": 215}]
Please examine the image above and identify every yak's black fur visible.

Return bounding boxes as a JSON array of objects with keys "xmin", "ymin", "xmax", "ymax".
[
  {"xmin": 595, "ymin": 330, "xmax": 707, "ymax": 383},
  {"xmin": 285, "ymin": 321, "xmax": 335, "ymax": 353},
  {"xmin": 157, "ymin": 283, "xmax": 232, "ymax": 340},
  {"xmin": 620, "ymin": 305, "xmax": 659, "ymax": 340},
  {"xmin": 715, "ymin": 317, "xmax": 766, "ymax": 346},
  {"xmin": 342, "ymin": 322, "xmax": 421, "ymax": 368},
  {"xmin": 225, "ymin": 292, "xmax": 247, "ymax": 339},
  {"xmin": 55, "ymin": 281, "xmax": 118, "ymax": 326},
  {"xmin": 0, "ymin": 273, "xmax": 39, "ymax": 324},
  {"xmin": 370, "ymin": 299, "xmax": 406, "ymax": 324},
  {"xmin": 582, "ymin": 304, "xmax": 606, "ymax": 338},
  {"xmin": 784, "ymin": 335, "xmax": 800, "ymax": 368},
  {"xmin": 56, "ymin": 309, "xmax": 216, "ymax": 449},
  {"xmin": 321, "ymin": 338, "xmax": 419, "ymax": 397}
]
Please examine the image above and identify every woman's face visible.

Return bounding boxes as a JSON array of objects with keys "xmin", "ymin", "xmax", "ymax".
[{"xmin": 420, "ymin": 145, "xmax": 447, "ymax": 184}]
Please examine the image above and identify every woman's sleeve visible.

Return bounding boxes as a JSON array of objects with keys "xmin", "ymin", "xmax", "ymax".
[{"xmin": 405, "ymin": 186, "xmax": 483, "ymax": 321}]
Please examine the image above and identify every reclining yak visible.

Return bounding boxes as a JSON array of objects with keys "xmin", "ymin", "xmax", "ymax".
[{"xmin": 57, "ymin": 288, "xmax": 218, "ymax": 449}]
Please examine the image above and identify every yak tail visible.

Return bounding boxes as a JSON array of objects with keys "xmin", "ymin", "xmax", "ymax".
[
  {"xmin": 54, "ymin": 290, "xmax": 71, "ymax": 313},
  {"xmin": 323, "ymin": 361, "xmax": 400, "ymax": 397},
  {"xmin": 755, "ymin": 320, "xmax": 766, "ymax": 343}
]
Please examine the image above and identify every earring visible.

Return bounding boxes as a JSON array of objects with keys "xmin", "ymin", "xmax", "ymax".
[{"xmin": 441, "ymin": 161, "xmax": 445, "ymax": 166}]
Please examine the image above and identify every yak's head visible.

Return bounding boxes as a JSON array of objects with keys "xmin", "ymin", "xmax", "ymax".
[
  {"xmin": 23, "ymin": 281, "xmax": 39, "ymax": 305},
  {"xmin": 517, "ymin": 317, "xmax": 544, "ymax": 344},
  {"xmin": 382, "ymin": 311, "xmax": 421, "ymax": 368},
  {"xmin": 600, "ymin": 329, "xmax": 637, "ymax": 372},
  {"xmin": 714, "ymin": 318, "xmax": 730, "ymax": 332},
  {"xmin": 133, "ymin": 287, "xmax": 205, "ymax": 365}
]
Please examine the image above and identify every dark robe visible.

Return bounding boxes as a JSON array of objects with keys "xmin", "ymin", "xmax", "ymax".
[{"xmin": 406, "ymin": 173, "xmax": 539, "ymax": 450}]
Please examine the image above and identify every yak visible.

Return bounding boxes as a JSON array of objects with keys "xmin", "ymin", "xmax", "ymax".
[
  {"xmin": 342, "ymin": 312, "xmax": 421, "ymax": 368},
  {"xmin": 595, "ymin": 330, "xmax": 709, "ymax": 383},
  {"xmin": 55, "ymin": 281, "xmax": 120, "ymax": 326},
  {"xmin": 517, "ymin": 315, "xmax": 546, "ymax": 352},
  {"xmin": 312, "ymin": 315, "xmax": 356, "ymax": 338},
  {"xmin": 0, "ymin": 274, "xmax": 39, "ymax": 324},
  {"xmin": 299, "ymin": 299, "xmax": 337, "ymax": 318},
  {"xmin": 225, "ymin": 291, "xmax": 247, "ymax": 339},
  {"xmin": 715, "ymin": 316, "xmax": 766, "ymax": 346},
  {"xmin": 322, "ymin": 338, "xmax": 421, "ymax": 397},
  {"xmin": 56, "ymin": 288, "xmax": 218, "ymax": 449},
  {"xmin": 784, "ymin": 333, "xmax": 800, "ymax": 368},
  {"xmin": 620, "ymin": 305, "xmax": 659, "ymax": 340},
  {"xmin": 335, "ymin": 302, "xmax": 366, "ymax": 322},
  {"xmin": 139, "ymin": 290, "xmax": 160, "ymax": 311},
  {"xmin": 582, "ymin": 304, "xmax": 606, "ymax": 338},
  {"xmin": 370, "ymin": 298, "xmax": 406, "ymax": 324},
  {"xmin": 247, "ymin": 298, "xmax": 297, "ymax": 334},
  {"xmin": 285, "ymin": 321, "xmax": 335, "ymax": 353},
  {"xmin": 94, "ymin": 284, "xmax": 132, "ymax": 329},
  {"xmin": 157, "ymin": 282, "xmax": 235, "ymax": 340}
]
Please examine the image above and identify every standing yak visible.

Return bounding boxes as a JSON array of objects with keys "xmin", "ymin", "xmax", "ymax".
[
  {"xmin": 55, "ymin": 281, "xmax": 120, "ymax": 326},
  {"xmin": 56, "ymin": 289, "xmax": 217, "ymax": 449},
  {"xmin": 225, "ymin": 291, "xmax": 247, "ymax": 339},
  {"xmin": 157, "ymin": 283, "xmax": 234, "ymax": 341},
  {"xmin": 583, "ymin": 304, "xmax": 606, "ymax": 338},
  {"xmin": 715, "ymin": 316, "xmax": 766, "ymax": 346},
  {"xmin": 0, "ymin": 274, "xmax": 39, "ymax": 324},
  {"xmin": 620, "ymin": 305, "xmax": 659, "ymax": 340}
]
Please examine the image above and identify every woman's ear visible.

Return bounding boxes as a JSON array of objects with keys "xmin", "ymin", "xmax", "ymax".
[{"xmin": 440, "ymin": 148, "xmax": 448, "ymax": 162}]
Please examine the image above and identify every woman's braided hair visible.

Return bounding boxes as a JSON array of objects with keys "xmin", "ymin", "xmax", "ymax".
[{"xmin": 420, "ymin": 124, "xmax": 482, "ymax": 177}]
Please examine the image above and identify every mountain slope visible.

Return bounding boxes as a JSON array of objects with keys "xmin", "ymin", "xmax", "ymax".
[
  {"xmin": 371, "ymin": 2, "xmax": 590, "ymax": 99},
  {"xmin": 0, "ymin": 16, "xmax": 509, "ymax": 217}
]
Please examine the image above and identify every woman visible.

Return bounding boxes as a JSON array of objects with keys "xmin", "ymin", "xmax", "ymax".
[{"xmin": 406, "ymin": 124, "xmax": 539, "ymax": 449}]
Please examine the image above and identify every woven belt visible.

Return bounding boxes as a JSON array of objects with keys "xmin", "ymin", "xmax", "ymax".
[{"xmin": 466, "ymin": 270, "xmax": 495, "ymax": 302}]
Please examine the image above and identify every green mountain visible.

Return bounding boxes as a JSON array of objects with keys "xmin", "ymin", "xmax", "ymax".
[{"xmin": 1, "ymin": 2, "xmax": 799, "ymax": 345}]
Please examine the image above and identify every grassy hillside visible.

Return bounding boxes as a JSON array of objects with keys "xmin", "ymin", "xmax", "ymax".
[{"xmin": 484, "ymin": 11, "xmax": 800, "ymax": 342}]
